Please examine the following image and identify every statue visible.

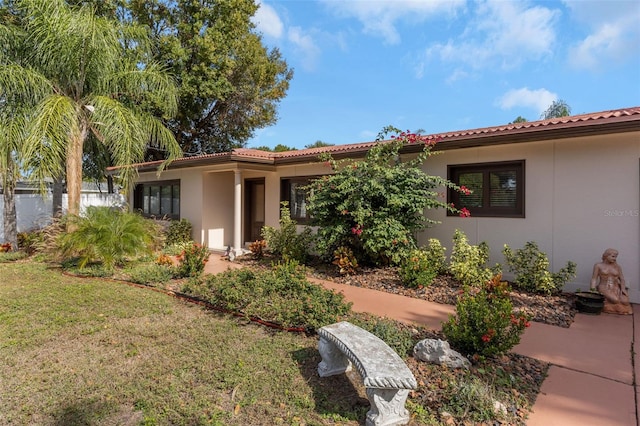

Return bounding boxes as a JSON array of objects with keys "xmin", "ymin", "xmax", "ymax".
[{"xmin": 590, "ymin": 248, "xmax": 632, "ymax": 315}]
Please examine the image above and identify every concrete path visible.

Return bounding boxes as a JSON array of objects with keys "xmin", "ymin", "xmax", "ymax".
[{"xmin": 205, "ymin": 256, "xmax": 638, "ymax": 425}]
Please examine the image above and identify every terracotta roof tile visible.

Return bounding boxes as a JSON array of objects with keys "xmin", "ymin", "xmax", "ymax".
[{"xmin": 114, "ymin": 106, "xmax": 640, "ymax": 172}]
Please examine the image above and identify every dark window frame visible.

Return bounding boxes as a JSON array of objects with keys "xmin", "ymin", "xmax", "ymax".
[
  {"xmin": 280, "ymin": 176, "xmax": 318, "ymax": 225},
  {"xmin": 133, "ymin": 179, "xmax": 180, "ymax": 220},
  {"xmin": 447, "ymin": 160, "xmax": 525, "ymax": 218}
]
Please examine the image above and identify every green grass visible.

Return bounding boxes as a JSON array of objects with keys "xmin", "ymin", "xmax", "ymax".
[{"xmin": 0, "ymin": 262, "xmax": 366, "ymax": 425}]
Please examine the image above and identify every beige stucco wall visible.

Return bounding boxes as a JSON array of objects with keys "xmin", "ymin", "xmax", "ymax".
[
  {"xmin": 134, "ymin": 167, "xmax": 204, "ymax": 243},
  {"xmin": 421, "ymin": 132, "xmax": 640, "ymax": 302}
]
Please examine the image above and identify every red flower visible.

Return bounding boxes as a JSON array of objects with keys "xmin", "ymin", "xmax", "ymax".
[
  {"xmin": 459, "ymin": 207, "xmax": 471, "ymax": 218},
  {"xmin": 351, "ymin": 226, "xmax": 362, "ymax": 236},
  {"xmin": 460, "ymin": 185, "xmax": 472, "ymax": 195},
  {"xmin": 481, "ymin": 334, "xmax": 492, "ymax": 343}
]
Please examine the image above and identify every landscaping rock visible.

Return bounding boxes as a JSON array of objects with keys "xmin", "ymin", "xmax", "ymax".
[{"xmin": 413, "ymin": 338, "xmax": 471, "ymax": 369}]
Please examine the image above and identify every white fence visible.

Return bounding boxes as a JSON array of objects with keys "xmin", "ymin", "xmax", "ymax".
[{"xmin": 0, "ymin": 192, "xmax": 125, "ymax": 242}]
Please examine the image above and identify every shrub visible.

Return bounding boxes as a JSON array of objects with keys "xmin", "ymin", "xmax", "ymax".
[
  {"xmin": 442, "ymin": 275, "xmax": 530, "ymax": 358},
  {"xmin": 449, "ymin": 229, "xmax": 496, "ymax": 287},
  {"xmin": 17, "ymin": 231, "xmax": 43, "ymax": 255},
  {"xmin": 57, "ymin": 207, "xmax": 161, "ymax": 269},
  {"xmin": 306, "ymin": 127, "xmax": 469, "ymax": 267},
  {"xmin": 350, "ymin": 314, "xmax": 416, "ymax": 357},
  {"xmin": 127, "ymin": 263, "xmax": 174, "ymax": 285},
  {"xmin": 249, "ymin": 239, "xmax": 267, "ymax": 259},
  {"xmin": 165, "ymin": 219, "xmax": 193, "ymax": 246},
  {"xmin": 182, "ymin": 260, "xmax": 352, "ymax": 330},
  {"xmin": 175, "ymin": 242, "xmax": 210, "ymax": 278},
  {"xmin": 333, "ymin": 246, "xmax": 358, "ymax": 275},
  {"xmin": 0, "ymin": 242, "xmax": 12, "ymax": 252},
  {"xmin": 503, "ymin": 242, "xmax": 577, "ymax": 294},
  {"xmin": 156, "ymin": 253, "xmax": 174, "ymax": 267},
  {"xmin": 399, "ymin": 249, "xmax": 438, "ymax": 288},
  {"xmin": 443, "ymin": 376, "xmax": 508, "ymax": 423},
  {"xmin": 262, "ymin": 202, "xmax": 314, "ymax": 263},
  {"xmin": 425, "ymin": 238, "xmax": 448, "ymax": 275}
]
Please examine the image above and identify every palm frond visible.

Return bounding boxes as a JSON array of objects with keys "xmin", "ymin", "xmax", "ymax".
[
  {"xmin": 103, "ymin": 63, "xmax": 179, "ymax": 117},
  {"xmin": 22, "ymin": 94, "xmax": 77, "ymax": 187}
]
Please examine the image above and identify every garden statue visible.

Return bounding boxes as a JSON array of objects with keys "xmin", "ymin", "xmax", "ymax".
[{"xmin": 590, "ymin": 248, "xmax": 632, "ymax": 315}]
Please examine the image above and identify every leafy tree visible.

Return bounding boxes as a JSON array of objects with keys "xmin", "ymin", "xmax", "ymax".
[
  {"xmin": 510, "ymin": 116, "xmax": 528, "ymax": 124},
  {"xmin": 123, "ymin": 0, "xmax": 293, "ymax": 156},
  {"xmin": 306, "ymin": 126, "xmax": 467, "ymax": 266},
  {"xmin": 253, "ymin": 143, "xmax": 297, "ymax": 152},
  {"xmin": 541, "ymin": 100, "xmax": 571, "ymax": 120},
  {"xmin": 0, "ymin": 0, "xmax": 182, "ymax": 216},
  {"xmin": 273, "ymin": 144, "xmax": 296, "ymax": 152},
  {"xmin": 305, "ymin": 140, "xmax": 334, "ymax": 149}
]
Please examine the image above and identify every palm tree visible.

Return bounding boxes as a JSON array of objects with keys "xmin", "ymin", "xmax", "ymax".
[{"xmin": 0, "ymin": 0, "xmax": 182, "ymax": 216}]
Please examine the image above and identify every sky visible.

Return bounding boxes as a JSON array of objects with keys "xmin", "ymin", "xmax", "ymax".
[{"xmin": 246, "ymin": 0, "xmax": 640, "ymax": 150}]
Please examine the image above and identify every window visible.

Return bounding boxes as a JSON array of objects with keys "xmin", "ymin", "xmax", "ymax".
[
  {"xmin": 133, "ymin": 180, "xmax": 180, "ymax": 219},
  {"xmin": 447, "ymin": 160, "xmax": 524, "ymax": 217},
  {"xmin": 281, "ymin": 176, "xmax": 317, "ymax": 224}
]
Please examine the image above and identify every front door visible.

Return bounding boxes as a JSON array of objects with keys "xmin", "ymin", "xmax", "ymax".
[{"xmin": 244, "ymin": 179, "xmax": 265, "ymax": 243}]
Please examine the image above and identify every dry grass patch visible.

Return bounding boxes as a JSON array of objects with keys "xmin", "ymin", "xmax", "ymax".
[{"xmin": 0, "ymin": 263, "xmax": 365, "ymax": 425}]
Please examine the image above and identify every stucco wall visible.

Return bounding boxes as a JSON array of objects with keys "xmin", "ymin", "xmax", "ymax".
[
  {"xmin": 135, "ymin": 167, "xmax": 204, "ymax": 244},
  {"xmin": 421, "ymin": 132, "xmax": 640, "ymax": 302},
  {"xmin": 201, "ymin": 171, "xmax": 234, "ymax": 250}
]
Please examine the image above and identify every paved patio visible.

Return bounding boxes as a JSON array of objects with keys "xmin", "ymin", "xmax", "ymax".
[{"xmin": 205, "ymin": 256, "xmax": 638, "ymax": 425}]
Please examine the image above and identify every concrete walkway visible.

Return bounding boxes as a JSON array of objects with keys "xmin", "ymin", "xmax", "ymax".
[{"xmin": 205, "ymin": 256, "xmax": 638, "ymax": 425}]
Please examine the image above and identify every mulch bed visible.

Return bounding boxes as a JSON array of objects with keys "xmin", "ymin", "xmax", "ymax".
[{"xmin": 305, "ymin": 264, "xmax": 578, "ymax": 328}]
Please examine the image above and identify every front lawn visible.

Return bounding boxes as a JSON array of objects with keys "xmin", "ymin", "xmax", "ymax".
[
  {"xmin": 1, "ymin": 261, "xmax": 548, "ymax": 425},
  {"xmin": 0, "ymin": 262, "xmax": 365, "ymax": 425}
]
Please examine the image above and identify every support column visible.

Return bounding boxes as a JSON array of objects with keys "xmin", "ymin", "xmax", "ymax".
[{"xmin": 233, "ymin": 170, "xmax": 242, "ymax": 258}]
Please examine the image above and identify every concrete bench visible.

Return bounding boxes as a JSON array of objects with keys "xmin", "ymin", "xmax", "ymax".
[{"xmin": 317, "ymin": 321, "xmax": 417, "ymax": 426}]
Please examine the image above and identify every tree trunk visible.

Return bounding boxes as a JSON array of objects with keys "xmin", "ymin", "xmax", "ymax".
[
  {"xmin": 2, "ymin": 167, "xmax": 18, "ymax": 250},
  {"xmin": 66, "ymin": 126, "xmax": 88, "ymax": 217},
  {"xmin": 52, "ymin": 175, "xmax": 64, "ymax": 217}
]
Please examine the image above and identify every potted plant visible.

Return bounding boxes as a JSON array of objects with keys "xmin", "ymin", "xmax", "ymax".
[{"xmin": 575, "ymin": 289, "xmax": 605, "ymax": 314}]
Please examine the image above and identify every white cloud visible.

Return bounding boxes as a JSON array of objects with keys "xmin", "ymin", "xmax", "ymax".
[
  {"xmin": 288, "ymin": 26, "xmax": 321, "ymax": 71},
  {"xmin": 425, "ymin": 1, "xmax": 560, "ymax": 72},
  {"xmin": 563, "ymin": 0, "xmax": 640, "ymax": 70},
  {"xmin": 252, "ymin": 1, "xmax": 284, "ymax": 39},
  {"xmin": 323, "ymin": 0, "xmax": 465, "ymax": 45},
  {"xmin": 497, "ymin": 88, "xmax": 557, "ymax": 114}
]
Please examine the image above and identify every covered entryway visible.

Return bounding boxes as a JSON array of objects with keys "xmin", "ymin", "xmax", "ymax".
[{"xmin": 244, "ymin": 178, "xmax": 265, "ymax": 244}]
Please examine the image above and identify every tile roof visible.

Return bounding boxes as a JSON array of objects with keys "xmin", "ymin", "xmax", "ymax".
[{"xmin": 115, "ymin": 106, "xmax": 640, "ymax": 172}]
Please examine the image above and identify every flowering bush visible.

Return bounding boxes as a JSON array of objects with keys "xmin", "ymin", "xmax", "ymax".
[
  {"xmin": 306, "ymin": 126, "xmax": 469, "ymax": 266},
  {"xmin": 442, "ymin": 275, "xmax": 531, "ymax": 358},
  {"xmin": 449, "ymin": 229, "xmax": 497, "ymax": 287},
  {"xmin": 503, "ymin": 242, "xmax": 577, "ymax": 294},
  {"xmin": 176, "ymin": 242, "xmax": 210, "ymax": 278}
]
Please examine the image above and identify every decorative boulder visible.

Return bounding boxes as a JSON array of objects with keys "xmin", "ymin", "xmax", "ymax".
[{"xmin": 413, "ymin": 339, "xmax": 470, "ymax": 369}]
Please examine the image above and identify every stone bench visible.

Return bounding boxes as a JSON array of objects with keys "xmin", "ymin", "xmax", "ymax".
[{"xmin": 317, "ymin": 321, "xmax": 417, "ymax": 426}]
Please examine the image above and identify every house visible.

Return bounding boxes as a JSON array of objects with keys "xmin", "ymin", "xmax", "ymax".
[{"xmin": 122, "ymin": 106, "xmax": 640, "ymax": 302}]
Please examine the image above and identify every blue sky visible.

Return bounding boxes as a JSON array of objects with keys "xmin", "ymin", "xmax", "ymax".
[{"xmin": 248, "ymin": 0, "xmax": 640, "ymax": 150}]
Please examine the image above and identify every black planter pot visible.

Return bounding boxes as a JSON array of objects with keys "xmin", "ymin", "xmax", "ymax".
[{"xmin": 575, "ymin": 292, "xmax": 605, "ymax": 314}]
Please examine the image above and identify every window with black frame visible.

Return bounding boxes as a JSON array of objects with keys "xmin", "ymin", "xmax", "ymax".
[
  {"xmin": 447, "ymin": 160, "xmax": 524, "ymax": 218},
  {"xmin": 280, "ymin": 176, "xmax": 317, "ymax": 224},
  {"xmin": 133, "ymin": 180, "xmax": 180, "ymax": 220}
]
